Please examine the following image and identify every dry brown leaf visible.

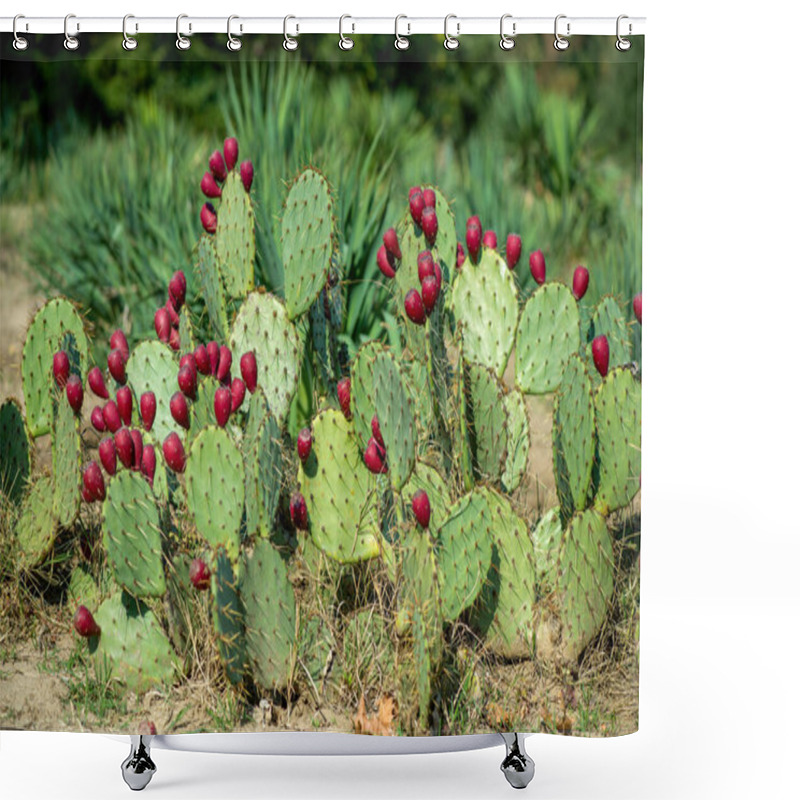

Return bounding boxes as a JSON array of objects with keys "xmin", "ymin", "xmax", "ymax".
[{"xmin": 353, "ymin": 693, "xmax": 397, "ymax": 735}]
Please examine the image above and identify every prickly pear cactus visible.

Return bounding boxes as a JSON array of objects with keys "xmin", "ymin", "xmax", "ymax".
[
  {"xmin": 0, "ymin": 398, "xmax": 31, "ymax": 504},
  {"xmin": 16, "ymin": 475, "xmax": 58, "ymax": 570},
  {"xmin": 126, "ymin": 340, "xmax": 179, "ymax": 442},
  {"xmin": 500, "ymin": 388, "xmax": 529, "ymax": 493},
  {"xmin": 351, "ymin": 339, "xmax": 384, "ymax": 444},
  {"xmin": 465, "ymin": 363, "xmax": 508, "ymax": 485},
  {"xmin": 531, "ymin": 508, "xmax": 562, "ymax": 597},
  {"xmin": 178, "ymin": 306, "xmax": 196, "ymax": 355},
  {"xmin": 195, "ymin": 235, "xmax": 230, "ymax": 342},
  {"xmin": 586, "ymin": 295, "xmax": 632, "ymax": 371},
  {"xmin": 282, "ymin": 168, "xmax": 335, "ymax": 320},
  {"xmin": 102, "ymin": 472, "xmax": 166, "ymax": 599},
  {"xmin": 400, "ymin": 462, "xmax": 451, "ymax": 539},
  {"xmin": 216, "ymin": 171, "xmax": 256, "ymax": 300},
  {"xmin": 52, "ymin": 391, "xmax": 81, "ymax": 527},
  {"xmin": 212, "ymin": 549, "xmax": 247, "ymax": 685}
]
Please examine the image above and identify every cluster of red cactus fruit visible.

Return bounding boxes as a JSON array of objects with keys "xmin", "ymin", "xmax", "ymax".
[
  {"xmin": 405, "ymin": 249, "xmax": 443, "ymax": 325},
  {"xmin": 199, "ymin": 137, "xmax": 253, "ymax": 234},
  {"xmin": 153, "ymin": 270, "xmax": 188, "ymax": 351}
]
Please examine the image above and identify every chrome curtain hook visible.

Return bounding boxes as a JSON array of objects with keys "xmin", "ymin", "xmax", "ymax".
[
  {"xmin": 554, "ymin": 14, "xmax": 570, "ymax": 51},
  {"xmin": 616, "ymin": 14, "xmax": 632, "ymax": 51},
  {"xmin": 176, "ymin": 14, "xmax": 191, "ymax": 50},
  {"xmin": 227, "ymin": 15, "xmax": 242, "ymax": 51},
  {"xmin": 63, "ymin": 13, "xmax": 79, "ymax": 51},
  {"xmin": 444, "ymin": 14, "xmax": 460, "ymax": 51},
  {"xmin": 122, "ymin": 14, "xmax": 138, "ymax": 50},
  {"xmin": 283, "ymin": 16, "xmax": 298, "ymax": 51},
  {"xmin": 394, "ymin": 15, "xmax": 410, "ymax": 50},
  {"xmin": 499, "ymin": 14, "xmax": 515, "ymax": 50},
  {"xmin": 339, "ymin": 15, "xmax": 354, "ymax": 50},
  {"xmin": 12, "ymin": 14, "xmax": 29, "ymax": 51}
]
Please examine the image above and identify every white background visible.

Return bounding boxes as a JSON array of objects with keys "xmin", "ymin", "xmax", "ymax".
[{"xmin": 2, "ymin": 0, "xmax": 799, "ymax": 797}]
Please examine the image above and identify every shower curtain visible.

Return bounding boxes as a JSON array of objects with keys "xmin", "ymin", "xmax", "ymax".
[{"xmin": 0, "ymin": 28, "xmax": 643, "ymax": 740}]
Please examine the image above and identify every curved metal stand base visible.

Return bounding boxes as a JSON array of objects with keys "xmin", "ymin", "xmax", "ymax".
[
  {"xmin": 500, "ymin": 733, "xmax": 535, "ymax": 790},
  {"xmin": 121, "ymin": 736, "xmax": 156, "ymax": 791}
]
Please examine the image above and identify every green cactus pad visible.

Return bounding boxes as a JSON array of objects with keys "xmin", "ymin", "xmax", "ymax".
[
  {"xmin": 212, "ymin": 549, "xmax": 247, "ymax": 685},
  {"xmin": 471, "ymin": 490, "xmax": 536, "ymax": 659},
  {"xmin": 586, "ymin": 295, "xmax": 632, "ymax": 372},
  {"xmin": 501, "ymin": 388, "xmax": 529, "ymax": 494},
  {"xmin": 594, "ymin": 367, "xmax": 641, "ymax": 515},
  {"xmin": 531, "ymin": 508, "xmax": 563, "ymax": 597},
  {"xmin": 309, "ymin": 295, "xmax": 333, "ymax": 388},
  {"xmin": 185, "ymin": 426, "xmax": 245, "ymax": 563},
  {"xmin": 216, "ymin": 171, "xmax": 256, "ymax": 300},
  {"xmin": 400, "ymin": 462, "xmax": 451, "ymax": 539},
  {"xmin": 282, "ymin": 168, "xmax": 335, "ymax": 320},
  {"xmin": 556, "ymin": 508, "xmax": 615, "ymax": 660},
  {"xmin": 89, "ymin": 591, "xmax": 178, "ymax": 693},
  {"xmin": 351, "ymin": 339, "xmax": 384, "ymax": 445},
  {"xmin": 515, "ymin": 283, "xmax": 581, "ymax": 395},
  {"xmin": 297, "ymin": 408, "xmax": 381, "ymax": 563},
  {"xmin": 402, "ymin": 356, "xmax": 435, "ymax": 437},
  {"xmin": 67, "ymin": 563, "xmax": 102, "ymax": 610},
  {"xmin": 52, "ymin": 390, "xmax": 81, "ymax": 528},
  {"xmin": 102, "ymin": 471, "xmax": 166, "ymax": 599},
  {"xmin": 0, "ymin": 398, "xmax": 31, "ymax": 504},
  {"xmin": 451, "ymin": 249, "xmax": 518, "ymax": 376},
  {"xmin": 240, "ymin": 539, "xmax": 297, "ymax": 691},
  {"xmin": 22, "ymin": 297, "xmax": 89, "ymax": 437},
  {"xmin": 397, "ymin": 518, "xmax": 441, "ymax": 635},
  {"xmin": 126, "ymin": 340, "xmax": 179, "ymax": 443},
  {"xmin": 16, "ymin": 475, "xmax": 58, "ymax": 570},
  {"xmin": 553, "ymin": 354, "xmax": 596, "ymax": 522},
  {"xmin": 230, "ymin": 291, "xmax": 302, "ymax": 426},
  {"xmin": 189, "ymin": 376, "xmax": 217, "ymax": 435},
  {"xmin": 178, "ymin": 306, "xmax": 196, "ymax": 356},
  {"xmin": 195, "ymin": 234, "xmax": 230, "ymax": 342},
  {"xmin": 436, "ymin": 487, "xmax": 494, "ymax": 622},
  {"xmin": 466, "ymin": 363, "xmax": 508, "ymax": 485}
]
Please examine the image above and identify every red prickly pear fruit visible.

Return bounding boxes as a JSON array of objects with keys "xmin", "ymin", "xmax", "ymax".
[
  {"xmin": 217, "ymin": 345, "xmax": 232, "ymax": 382},
  {"xmin": 404, "ymin": 289, "xmax": 426, "ymax": 326},
  {"xmin": 201, "ymin": 171, "xmax": 222, "ymax": 199},
  {"xmin": 529, "ymin": 250, "xmax": 546, "ymax": 285},
  {"xmin": 433, "ymin": 262, "xmax": 442, "ymax": 294},
  {"xmin": 290, "ymin": 491, "xmax": 308, "ymax": 531},
  {"xmin": 363, "ymin": 437, "xmax": 388, "ymax": 474},
  {"xmin": 506, "ymin": 234, "xmax": 522, "ymax": 269},
  {"xmin": 591, "ymin": 335, "xmax": 610, "ymax": 377},
  {"xmin": 139, "ymin": 392, "xmax": 156, "ymax": 432},
  {"xmin": 466, "ymin": 216, "xmax": 482, "ymax": 259},
  {"xmin": 170, "ymin": 392, "xmax": 190, "ymax": 430},
  {"xmin": 230, "ymin": 378, "xmax": 246, "ymax": 413},
  {"xmin": 141, "ymin": 444, "xmax": 156, "ymax": 486},
  {"xmin": 114, "ymin": 428, "xmax": 135, "ymax": 470},
  {"xmin": 178, "ymin": 365, "xmax": 197, "ymax": 401},
  {"xmin": 87, "ymin": 366, "xmax": 109, "ymax": 399},
  {"xmin": 633, "ymin": 293, "xmax": 642, "ymax": 324},
  {"xmin": 409, "ymin": 190, "xmax": 425, "ymax": 226},
  {"xmin": 412, "ymin": 489, "xmax": 431, "ymax": 529},
  {"xmin": 297, "ymin": 428, "xmax": 313, "ymax": 464},
  {"xmin": 376, "ymin": 245, "xmax": 396, "ymax": 279},
  {"xmin": 169, "ymin": 270, "xmax": 187, "ymax": 311},
  {"xmin": 209, "ymin": 150, "xmax": 227, "ymax": 182},
  {"xmin": 456, "ymin": 242, "xmax": 466, "ymax": 269},
  {"xmin": 421, "ymin": 207, "xmax": 438, "ymax": 244},
  {"xmin": 179, "ymin": 353, "xmax": 196, "ymax": 372},
  {"xmin": 409, "ymin": 186, "xmax": 422, "ymax": 200},
  {"xmin": 162, "ymin": 432, "xmax": 186, "ymax": 473},
  {"xmin": 73, "ymin": 605, "xmax": 101, "ymax": 638},
  {"xmin": 240, "ymin": 351, "xmax": 257, "ymax": 393},
  {"xmin": 214, "ymin": 387, "xmax": 232, "ymax": 427},
  {"xmin": 371, "ymin": 414, "xmax": 384, "ymax": 448},
  {"xmin": 166, "ymin": 301, "xmax": 180, "ymax": 328},
  {"xmin": 417, "ymin": 250, "xmax": 435, "ymax": 282},
  {"xmin": 383, "ymin": 228, "xmax": 402, "ymax": 261},
  {"xmin": 83, "ymin": 461, "xmax": 106, "ymax": 502},
  {"xmin": 337, "ymin": 377, "xmax": 352, "ymax": 420},
  {"xmin": 138, "ymin": 721, "xmax": 157, "ymax": 736},
  {"xmin": 53, "ymin": 351, "xmax": 70, "ymax": 388},
  {"xmin": 130, "ymin": 429, "xmax": 143, "ymax": 472},
  {"xmin": 116, "ymin": 386, "xmax": 133, "ymax": 427},
  {"xmin": 102, "ymin": 401, "xmax": 122, "ymax": 434},
  {"xmin": 200, "ymin": 202, "xmax": 217, "ymax": 234},
  {"xmin": 224, "ymin": 137, "xmax": 239, "ymax": 171},
  {"xmin": 81, "ymin": 485, "xmax": 94, "ymax": 504},
  {"xmin": 194, "ymin": 344, "xmax": 211, "ymax": 375},
  {"xmin": 109, "ymin": 329, "xmax": 129, "ymax": 359},
  {"xmin": 107, "ymin": 349, "xmax": 127, "ymax": 385},
  {"xmin": 482, "ymin": 230, "xmax": 497, "ymax": 249},
  {"xmin": 572, "ymin": 266, "xmax": 590, "ymax": 300},
  {"xmin": 168, "ymin": 327, "xmax": 180, "ymax": 352},
  {"xmin": 90, "ymin": 406, "xmax": 106, "ymax": 433},
  {"xmin": 154, "ymin": 307, "xmax": 171, "ymax": 343},
  {"xmin": 98, "ymin": 437, "xmax": 117, "ymax": 476},
  {"xmin": 207, "ymin": 341, "xmax": 220, "ymax": 377},
  {"xmin": 240, "ymin": 160, "xmax": 254, "ymax": 193},
  {"xmin": 422, "ymin": 188, "xmax": 436, "ymax": 209},
  {"xmin": 421, "ymin": 276, "xmax": 439, "ymax": 316},
  {"xmin": 66, "ymin": 375, "xmax": 83, "ymax": 414},
  {"xmin": 189, "ymin": 558, "xmax": 211, "ymax": 591}
]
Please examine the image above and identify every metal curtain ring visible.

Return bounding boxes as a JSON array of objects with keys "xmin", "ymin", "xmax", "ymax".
[
  {"xmin": 499, "ymin": 14, "xmax": 515, "ymax": 50},
  {"xmin": 616, "ymin": 15, "xmax": 632, "ymax": 51},
  {"xmin": 64, "ymin": 14, "xmax": 79, "ymax": 50},
  {"xmin": 122, "ymin": 15, "xmax": 138, "ymax": 50},
  {"xmin": 176, "ymin": 14, "xmax": 191, "ymax": 50},
  {"xmin": 283, "ymin": 16, "xmax": 298, "ymax": 51},
  {"xmin": 444, "ymin": 14, "xmax": 459, "ymax": 50},
  {"xmin": 554, "ymin": 14, "xmax": 570, "ymax": 51},
  {"xmin": 395, "ymin": 15, "xmax": 410, "ymax": 50},
  {"xmin": 339, "ymin": 15, "xmax": 354, "ymax": 50},
  {"xmin": 12, "ymin": 15, "xmax": 29, "ymax": 51},
  {"xmin": 227, "ymin": 15, "xmax": 242, "ymax": 51}
]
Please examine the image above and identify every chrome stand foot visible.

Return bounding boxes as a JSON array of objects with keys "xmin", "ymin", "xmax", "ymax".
[
  {"xmin": 121, "ymin": 735, "xmax": 156, "ymax": 791},
  {"xmin": 499, "ymin": 733, "xmax": 535, "ymax": 790}
]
